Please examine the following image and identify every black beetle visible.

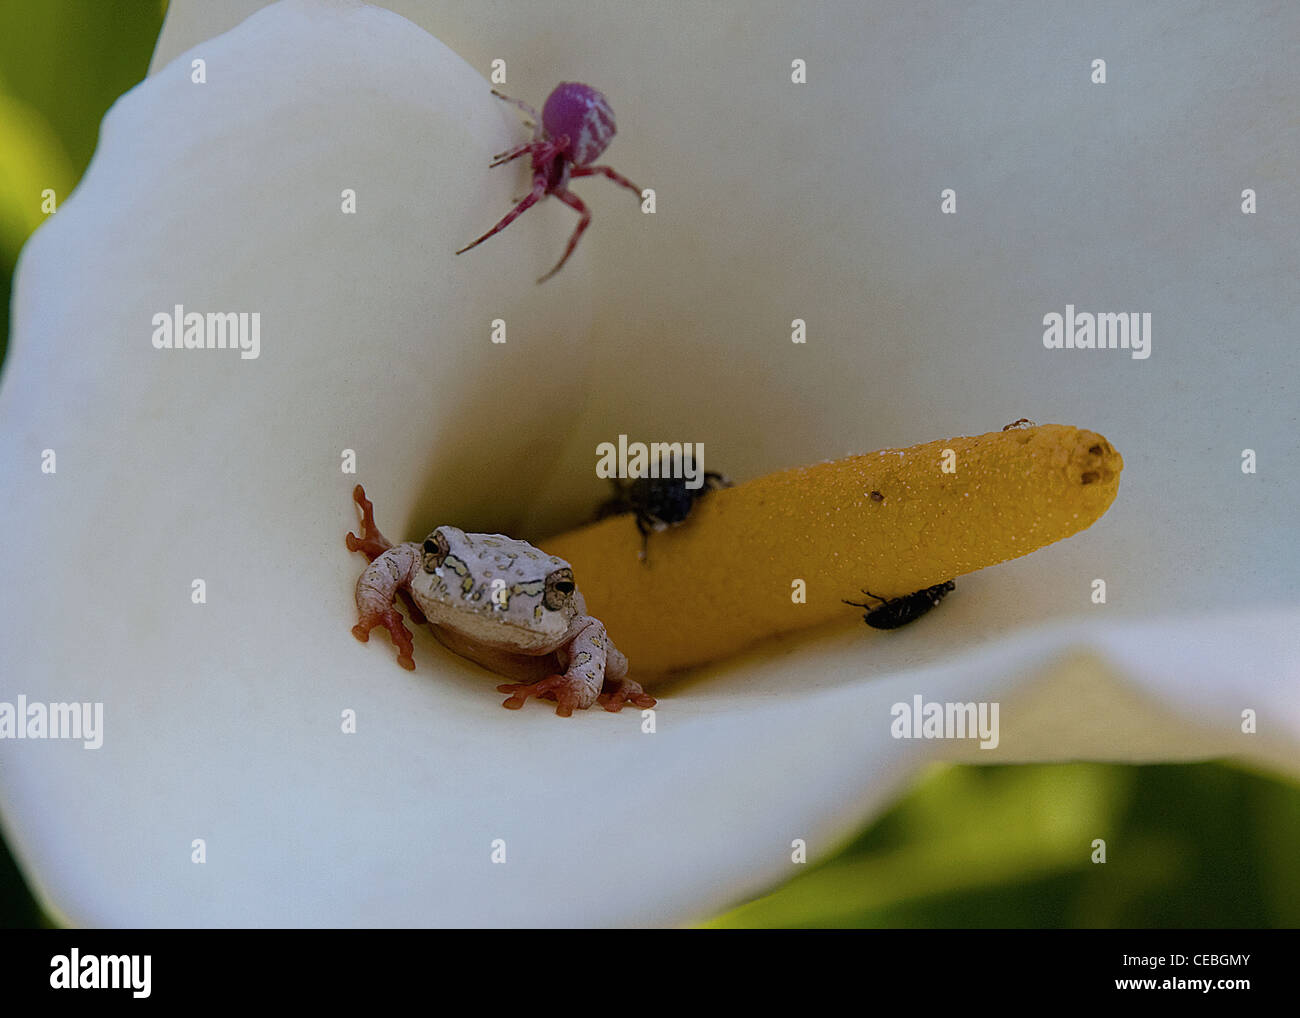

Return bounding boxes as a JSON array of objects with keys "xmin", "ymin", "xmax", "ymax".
[
  {"xmin": 597, "ymin": 465, "xmax": 731, "ymax": 561},
  {"xmin": 844, "ymin": 580, "xmax": 956, "ymax": 629}
]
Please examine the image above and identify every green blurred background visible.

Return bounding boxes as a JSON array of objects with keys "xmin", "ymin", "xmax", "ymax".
[{"xmin": 1, "ymin": 0, "xmax": 1297, "ymax": 930}]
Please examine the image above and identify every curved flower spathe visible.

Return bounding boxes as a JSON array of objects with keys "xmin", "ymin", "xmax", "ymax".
[{"xmin": 1, "ymin": 0, "xmax": 1297, "ymax": 927}]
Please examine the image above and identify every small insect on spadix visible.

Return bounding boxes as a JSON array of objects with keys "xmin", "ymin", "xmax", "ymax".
[
  {"xmin": 844, "ymin": 581, "xmax": 956, "ymax": 630},
  {"xmin": 597, "ymin": 463, "xmax": 732, "ymax": 563},
  {"xmin": 455, "ymin": 82, "xmax": 644, "ymax": 283}
]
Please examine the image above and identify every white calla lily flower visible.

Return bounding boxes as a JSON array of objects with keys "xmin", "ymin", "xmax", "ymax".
[{"xmin": 1, "ymin": 0, "xmax": 1296, "ymax": 927}]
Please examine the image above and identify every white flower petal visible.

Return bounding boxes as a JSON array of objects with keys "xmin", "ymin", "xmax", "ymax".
[
  {"xmin": 0, "ymin": 0, "xmax": 600, "ymax": 926},
  {"xmin": 3, "ymin": 0, "xmax": 1296, "ymax": 927}
]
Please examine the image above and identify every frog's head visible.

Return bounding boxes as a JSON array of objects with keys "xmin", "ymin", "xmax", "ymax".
[{"xmin": 410, "ymin": 526, "xmax": 580, "ymax": 653}]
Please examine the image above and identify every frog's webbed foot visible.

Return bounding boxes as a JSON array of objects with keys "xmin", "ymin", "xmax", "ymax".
[
  {"xmin": 346, "ymin": 484, "xmax": 427, "ymax": 626},
  {"xmin": 351, "ymin": 539, "xmax": 422, "ymax": 670},
  {"xmin": 352, "ymin": 608, "xmax": 416, "ymax": 671},
  {"xmin": 498, "ymin": 674, "xmax": 595, "ymax": 717},
  {"xmin": 597, "ymin": 676, "xmax": 656, "ymax": 712},
  {"xmin": 497, "ymin": 620, "xmax": 622, "ymax": 716},
  {"xmin": 345, "ymin": 484, "xmax": 394, "ymax": 562}
]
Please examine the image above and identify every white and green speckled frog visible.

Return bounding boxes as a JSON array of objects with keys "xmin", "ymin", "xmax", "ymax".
[{"xmin": 345, "ymin": 485, "xmax": 654, "ymax": 717}]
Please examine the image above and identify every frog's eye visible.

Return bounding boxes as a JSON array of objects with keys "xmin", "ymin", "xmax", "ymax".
[
  {"xmin": 543, "ymin": 568, "xmax": 576, "ymax": 610},
  {"xmin": 421, "ymin": 529, "xmax": 451, "ymax": 571}
]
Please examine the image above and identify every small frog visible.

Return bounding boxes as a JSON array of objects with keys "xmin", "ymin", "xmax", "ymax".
[{"xmin": 345, "ymin": 485, "xmax": 654, "ymax": 717}]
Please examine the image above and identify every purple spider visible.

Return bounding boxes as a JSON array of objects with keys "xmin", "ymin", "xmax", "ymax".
[{"xmin": 455, "ymin": 82, "xmax": 643, "ymax": 283}]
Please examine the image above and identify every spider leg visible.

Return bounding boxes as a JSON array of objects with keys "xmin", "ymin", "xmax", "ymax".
[
  {"xmin": 489, "ymin": 142, "xmax": 537, "ymax": 168},
  {"xmin": 536, "ymin": 188, "xmax": 591, "ymax": 283},
  {"xmin": 571, "ymin": 164, "xmax": 643, "ymax": 199},
  {"xmin": 455, "ymin": 178, "xmax": 548, "ymax": 255},
  {"xmin": 490, "ymin": 89, "xmax": 543, "ymax": 139},
  {"xmin": 493, "ymin": 138, "xmax": 566, "ymax": 174}
]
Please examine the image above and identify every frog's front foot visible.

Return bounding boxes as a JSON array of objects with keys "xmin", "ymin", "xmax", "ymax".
[
  {"xmin": 597, "ymin": 676, "xmax": 656, "ymax": 712},
  {"xmin": 345, "ymin": 484, "xmax": 394, "ymax": 562},
  {"xmin": 352, "ymin": 607, "xmax": 416, "ymax": 671},
  {"xmin": 497, "ymin": 674, "xmax": 595, "ymax": 718}
]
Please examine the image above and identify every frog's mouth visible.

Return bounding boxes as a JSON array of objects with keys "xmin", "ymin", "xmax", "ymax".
[{"xmin": 420, "ymin": 599, "xmax": 568, "ymax": 655}]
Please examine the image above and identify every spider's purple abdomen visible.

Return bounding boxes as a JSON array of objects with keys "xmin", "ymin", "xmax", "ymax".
[
  {"xmin": 457, "ymin": 82, "xmax": 641, "ymax": 281},
  {"xmin": 541, "ymin": 82, "xmax": 616, "ymax": 165}
]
